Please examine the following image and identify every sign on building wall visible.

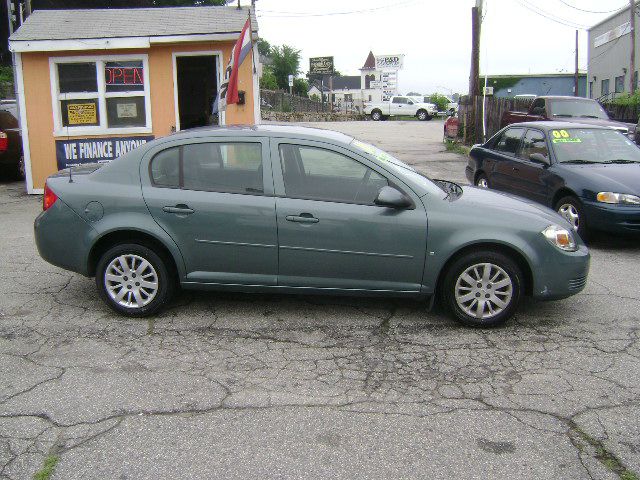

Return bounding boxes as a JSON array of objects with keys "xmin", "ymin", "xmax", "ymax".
[
  {"xmin": 309, "ymin": 56, "xmax": 334, "ymax": 75},
  {"xmin": 55, "ymin": 136, "xmax": 154, "ymax": 170},
  {"xmin": 66, "ymin": 102, "xmax": 97, "ymax": 126},
  {"xmin": 375, "ymin": 54, "xmax": 404, "ymax": 71},
  {"xmin": 594, "ymin": 21, "xmax": 631, "ymax": 48}
]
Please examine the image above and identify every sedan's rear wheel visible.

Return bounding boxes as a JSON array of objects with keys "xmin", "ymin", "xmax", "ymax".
[
  {"xmin": 441, "ymin": 251, "xmax": 522, "ymax": 327},
  {"xmin": 96, "ymin": 243, "xmax": 173, "ymax": 317}
]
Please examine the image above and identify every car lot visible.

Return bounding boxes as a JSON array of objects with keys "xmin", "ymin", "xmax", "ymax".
[{"xmin": 1, "ymin": 121, "xmax": 639, "ymax": 479}]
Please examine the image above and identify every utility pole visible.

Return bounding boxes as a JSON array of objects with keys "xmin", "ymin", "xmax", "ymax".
[
  {"xmin": 467, "ymin": 0, "xmax": 482, "ymax": 142},
  {"xmin": 5, "ymin": 0, "xmax": 15, "ymax": 35},
  {"xmin": 574, "ymin": 30, "xmax": 579, "ymax": 96},
  {"xmin": 631, "ymin": 0, "xmax": 636, "ymax": 93}
]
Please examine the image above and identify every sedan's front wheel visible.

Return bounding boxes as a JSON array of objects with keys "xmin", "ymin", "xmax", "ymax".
[
  {"xmin": 441, "ymin": 251, "xmax": 522, "ymax": 327},
  {"xmin": 96, "ymin": 243, "xmax": 174, "ymax": 317}
]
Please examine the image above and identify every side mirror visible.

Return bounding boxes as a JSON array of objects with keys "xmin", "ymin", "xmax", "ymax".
[
  {"xmin": 529, "ymin": 153, "xmax": 550, "ymax": 165},
  {"xmin": 374, "ymin": 186, "xmax": 412, "ymax": 209}
]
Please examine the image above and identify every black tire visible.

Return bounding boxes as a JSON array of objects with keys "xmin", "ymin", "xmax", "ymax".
[
  {"xmin": 475, "ymin": 173, "xmax": 489, "ymax": 189},
  {"xmin": 95, "ymin": 243, "xmax": 174, "ymax": 317},
  {"xmin": 554, "ymin": 195, "xmax": 587, "ymax": 240},
  {"xmin": 441, "ymin": 250, "xmax": 523, "ymax": 327},
  {"xmin": 417, "ymin": 109, "xmax": 430, "ymax": 121},
  {"xmin": 371, "ymin": 110, "xmax": 382, "ymax": 121}
]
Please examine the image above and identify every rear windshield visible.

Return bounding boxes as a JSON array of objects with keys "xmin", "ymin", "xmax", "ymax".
[
  {"xmin": 551, "ymin": 128, "xmax": 640, "ymax": 164},
  {"xmin": 548, "ymin": 99, "xmax": 608, "ymax": 120}
]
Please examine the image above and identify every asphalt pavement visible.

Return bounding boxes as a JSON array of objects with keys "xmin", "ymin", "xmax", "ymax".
[{"xmin": 0, "ymin": 120, "xmax": 639, "ymax": 480}]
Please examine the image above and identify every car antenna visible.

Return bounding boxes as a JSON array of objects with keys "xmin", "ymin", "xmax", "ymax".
[{"xmin": 65, "ymin": 124, "xmax": 73, "ymax": 183}]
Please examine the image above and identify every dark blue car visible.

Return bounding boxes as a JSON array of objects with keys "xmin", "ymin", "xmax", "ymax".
[{"xmin": 466, "ymin": 121, "xmax": 640, "ymax": 238}]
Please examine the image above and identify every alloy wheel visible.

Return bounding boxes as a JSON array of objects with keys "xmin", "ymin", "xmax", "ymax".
[
  {"xmin": 476, "ymin": 177, "xmax": 488, "ymax": 188},
  {"xmin": 454, "ymin": 263, "xmax": 513, "ymax": 320},
  {"xmin": 558, "ymin": 203, "xmax": 580, "ymax": 231},
  {"xmin": 418, "ymin": 111, "xmax": 427, "ymax": 120},
  {"xmin": 104, "ymin": 254, "xmax": 159, "ymax": 309}
]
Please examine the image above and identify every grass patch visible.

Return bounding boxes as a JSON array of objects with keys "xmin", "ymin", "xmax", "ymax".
[
  {"xmin": 33, "ymin": 455, "xmax": 59, "ymax": 480},
  {"xmin": 444, "ymin": 140, "xmax": 470, "ymax": 156}
]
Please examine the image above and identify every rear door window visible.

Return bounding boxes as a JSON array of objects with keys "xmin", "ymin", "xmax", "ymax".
[{"xmin": 494, "ymin": 128, "xmax": 525, "ymax": 156}]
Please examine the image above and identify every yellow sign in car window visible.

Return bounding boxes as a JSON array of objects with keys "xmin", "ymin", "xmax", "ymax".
[{"xmin": 551, "ymin": 130, "xmax": 581, "ymax": 143}]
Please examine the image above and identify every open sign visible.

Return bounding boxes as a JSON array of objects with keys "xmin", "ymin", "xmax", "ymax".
[{"xmin": 105, "ymin": 66, "xmax": 144, "ymax": 86}]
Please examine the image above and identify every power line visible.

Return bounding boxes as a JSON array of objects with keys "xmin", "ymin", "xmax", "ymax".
[
  {"xmin": 256, "ymin": 0, "xmax": 419, "ymax": 18},
  {"xmin": 555, "ymin": 0, "xmax": 627, "ymax": 15},
  {"xmin": 513, "ymin": 0, "xmax": 588, "ymax": 29}
]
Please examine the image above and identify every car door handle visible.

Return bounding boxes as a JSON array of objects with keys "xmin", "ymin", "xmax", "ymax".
[
  {"xmin": 512, "ymin": 167, "xmax": 520, "ymax": 172},
  {"xmin": 163, "ymin": 204, "xmax": 194, "ymax": 215},
  {"xmin": 286, "ymin": 213, "xmax": 319, "ymax": 224}
]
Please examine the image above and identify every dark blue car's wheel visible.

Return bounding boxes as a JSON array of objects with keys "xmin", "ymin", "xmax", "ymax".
[
  {"xmin": 555, "ymin": 195, "xmax": 587, "ymax": 240},
  {"xmin": 96, "ymin": 243, "xmax": 174, "ymax": 317},
  {"xmin": 475, "ymin": 173, "xmax": 489, "ymax": 189},
  {"xmin": 441, "ymin": 250, "xmax": 522, "ymax": 327}
]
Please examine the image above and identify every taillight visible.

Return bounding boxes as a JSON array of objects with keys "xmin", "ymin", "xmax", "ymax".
[
  {"xmin": 43, "ymin": 183, "xmax": 58, "ymax": 211},
  {"xmin": 0, "ymin": 132, "xmax": 7, "ymax": 153}
]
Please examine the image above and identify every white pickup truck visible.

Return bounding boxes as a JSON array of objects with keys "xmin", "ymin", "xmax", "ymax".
[{"xmin": 364, "ymin": 95, "xmax": 438, "ymax": 121}]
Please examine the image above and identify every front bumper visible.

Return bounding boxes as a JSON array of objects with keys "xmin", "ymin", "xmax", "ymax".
[
  {"xmin": 582, "ymin": 200, "xmax": 640, "ymax": 234},
  {"xmin": 532, "ymin": 244, "xmax": 590, "ymax": 301}
]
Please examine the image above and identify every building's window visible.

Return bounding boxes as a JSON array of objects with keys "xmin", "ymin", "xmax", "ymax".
[
  {"xmin": 601, "ymin": 78, "xmax": 610, "ymax": 96},
  {"xmin": 52, "ymin": 56, "xmax": 150, "ymax": 135},
  {"xmin": 368, "ymin": 95, "xmax": 372, "ymax": 101},
  {"xmin": 615, "ymin": 75, "xmax": 625, "ymax": 93},
  {"xmin": 331, "ymin": 93, "xmax": 336, "ymax": 103},
  {"xmin": 589, "ymin": 82, "xmax": 593, "ymax": 99}
]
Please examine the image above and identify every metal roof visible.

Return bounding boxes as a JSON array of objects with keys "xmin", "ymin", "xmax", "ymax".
[{"xmin": 10, "ymin": 6, "xmax": 258, "ymax": 42}]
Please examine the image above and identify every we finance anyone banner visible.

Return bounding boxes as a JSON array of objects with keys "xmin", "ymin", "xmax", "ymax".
[{"xmin": 55, "ymin": 136, "xmax": 154, "ymax": 170}]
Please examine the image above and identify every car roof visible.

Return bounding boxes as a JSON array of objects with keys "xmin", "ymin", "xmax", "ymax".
[
  {"xmin": 507, "ymin": 121, "xmax": 610, "ymax": 131},
  {"xmin": 163, "ymin": 124, "xmax": 354, "ymax": 146}
]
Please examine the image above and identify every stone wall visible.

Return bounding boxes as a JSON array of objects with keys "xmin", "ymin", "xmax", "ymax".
[{"xmin": 261, "ymin": 111, "xmax": 366, "ymax": 123}]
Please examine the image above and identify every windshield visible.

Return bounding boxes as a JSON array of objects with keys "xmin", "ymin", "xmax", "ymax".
[
  {"xmin": 551, "ymin": 128, "xmax": 640, "ymax": 164},
  {"xmin": 549, "ymin": 99, "xmax": 608, "ymax": 119}
]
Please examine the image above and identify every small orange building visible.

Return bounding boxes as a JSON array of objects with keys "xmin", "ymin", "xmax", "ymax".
[{"xmin": 9, "ymin": 6, "xmax": 260, "ymax": 194}]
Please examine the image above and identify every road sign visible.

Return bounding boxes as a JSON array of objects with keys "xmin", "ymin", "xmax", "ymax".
[
  {"xmin": 288, "ymin": 74, "xmax": 294, "ymax": 87},
  {"xmin": 309, "ymin": 56, "xmax": 334, "ymax": 75}
]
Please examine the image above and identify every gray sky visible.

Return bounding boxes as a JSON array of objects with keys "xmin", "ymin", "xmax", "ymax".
[{"xmin": 252, "ymin": 0, "xmax": 628, "ymax": 95}]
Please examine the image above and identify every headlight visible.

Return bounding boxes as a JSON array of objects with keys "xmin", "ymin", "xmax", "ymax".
[
  {"xmin": 542, "ymin": 225, "xmax": 577, "ymax": 252},
  {"xmin": 596, "ymin": 192, "xmax": 640, "ymax": 204}
]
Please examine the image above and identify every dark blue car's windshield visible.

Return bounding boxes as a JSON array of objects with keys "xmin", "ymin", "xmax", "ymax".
[{"xmin": 551, "ymin": 128, "xmax": 640, "ymax": 164}]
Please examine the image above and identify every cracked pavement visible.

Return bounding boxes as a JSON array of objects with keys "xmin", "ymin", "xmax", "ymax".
[{"xmin": 1, "ymin": 121, "xmax": 639, "ymax": 479}]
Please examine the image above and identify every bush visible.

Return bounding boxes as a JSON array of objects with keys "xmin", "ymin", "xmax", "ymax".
[
  {"xmin": 429, "ymin": 93, "xmax": 450, "ymax": 111},
  {"xmin": 611, "ymin": 91, "xmax": 640, "ymax": 107},
  {"xmin": 260, "ymin": 67, "xmax": 278, "ymax": 91}
]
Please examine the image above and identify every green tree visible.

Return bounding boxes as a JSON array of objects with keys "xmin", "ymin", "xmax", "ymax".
[
  {"xmin": 257, "ymin": 39, "xmax": 271, "ymax": 57},
  {"xmin": 429, "ymin": 93, "xmax": 450, "ymax": 111},
  {"xmin": 293, "ymin": 78, "xmax": 309, "ymax": 97},
  {"xmin": 270, "ymin": 45, "xmax": 301, "ymax": 90},
  {"xmin": 260, "ymin": 67, "xmax": 278, "ymax": 90}
]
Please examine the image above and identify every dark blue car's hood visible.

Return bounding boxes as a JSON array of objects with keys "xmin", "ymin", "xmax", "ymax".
[{"xmin": 557, "ymin": 163, "xmax": 640, "ymax": 195}]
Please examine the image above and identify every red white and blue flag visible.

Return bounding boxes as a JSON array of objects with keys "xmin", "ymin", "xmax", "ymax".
[{"xmin": 213, "ymin": 16, "xmax": 253, "ymax": 114}]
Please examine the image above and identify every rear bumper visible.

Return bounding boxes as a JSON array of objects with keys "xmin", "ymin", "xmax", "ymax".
[
  {"xmin": 532, "ymin": 244, "xmax": 590, "ymax": 301},
  {"xmin": 582, "ymin": 201, "xmax": 640, "ymax": 234},
  {"xmin": 34, "ymin": 199, "xmax": 96, "ymax": 276}
]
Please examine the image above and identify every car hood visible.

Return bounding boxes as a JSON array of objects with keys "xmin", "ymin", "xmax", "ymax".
[
  {"xmin": 558, "ymin": 163, "xmax": 640, "ymax": 194},
  {"xmin": 451, "ymin": 185, "xmax": 568, "ymax": 228}
]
